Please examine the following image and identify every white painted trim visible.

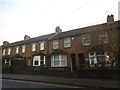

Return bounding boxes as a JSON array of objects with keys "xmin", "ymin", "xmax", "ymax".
[
  {"xmin": 51, "ymin": 55, "xmax": 67, "ymax": 67},
  {"xmin": 33, "ymin": 56, "xmax": 40, "ymax": 66},
  {"xmin": 32, "ymin": 43, "xmax": 36, "ymax": 51},
  {"xmin": 3, "ymin": 49, "xmax": 5, "ymax": 55}
]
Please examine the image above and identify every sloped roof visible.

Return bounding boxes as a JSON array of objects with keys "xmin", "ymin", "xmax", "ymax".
[
  {"xmin": 2, "ymin": 20, "xmax": 120, "ymax": 48},
  {"xmin": 49, "ymin": 21, "xmax": 120, "ymax": 40},
  {"xmin": 2, "ymin": 33, "xmax": 54, "ymax": 48}
]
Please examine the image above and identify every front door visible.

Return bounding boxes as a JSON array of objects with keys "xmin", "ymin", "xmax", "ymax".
[
  {"xmin": 78, "ymin": 53, "xmax": 85, "ymax": 69},
  {"xmin": 71, "ymin": 54, "xmax": 76, "ymax": 71}
]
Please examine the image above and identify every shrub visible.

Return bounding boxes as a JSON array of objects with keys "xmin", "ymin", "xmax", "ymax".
[{"xmin": 2, "ymin": 64, "xmax": 10, "ymax": 73}]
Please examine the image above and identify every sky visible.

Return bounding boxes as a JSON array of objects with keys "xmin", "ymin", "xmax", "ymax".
[{"xmin": 0, "ymin": 0, "xmax": 120, "ymax": 45}]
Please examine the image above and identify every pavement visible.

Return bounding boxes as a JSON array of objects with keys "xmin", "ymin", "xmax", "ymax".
[{"xmin": 2, "ymin": 74, "xmax": 119, "ymax": 88}]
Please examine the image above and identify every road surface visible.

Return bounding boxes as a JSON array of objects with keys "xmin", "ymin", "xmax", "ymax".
[{"xmin": 2, "ymin": 79, "xmax": 82, "ymax": 88}]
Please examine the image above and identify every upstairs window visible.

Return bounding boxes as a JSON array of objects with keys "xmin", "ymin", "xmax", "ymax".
[
  {"xmin": 82, "ymin": 34, "xmax": 90, "ymax": 45},
  {"xmin": 99, "ymin": 32, "xmax": 108, "ymax": 43},
  {"xmin": 53, "ymin": 40, "xmax": 59, "ymax": 49},
  {"xmin": 16, "ymin": 46, "xmax": 19, "ymax": 54},
  {"xmin": 3, "ymin": 49, "xmax": 5, "ymax": 55},
  {"xmin": 40, "ymin": 41, "xmax": 45, "ymax": 50},
  {"xmin": 22, "ymin": 45, "xmax": 25, "ymax": 53},
  {"xmin": 7, "ymin": 48, "xmax": 11, "ymax": 55},
  {"xmin": 32, "ymin": 43, "xmax": 36, "ymax": 51},
  {"xmin": 64, "ymin": 37, "xmax": 71, "ymax": 48}
]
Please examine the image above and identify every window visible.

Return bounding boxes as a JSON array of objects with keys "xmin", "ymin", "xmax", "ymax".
[
  {"xmin": 8, "ymin": 48, "xmax": 11, "ymax": 55},
  {"xmin": 33, "ymin": 56, "xmax": 40, "ymax": 66},
  {"xmin": 53, "ymin": 40, "xmax": 59, "ymax": 49},
  {"xmin": 97, "ymin": 54, "xmax": 106, "ymax": 67},
  {"xmin": 82, "ymin": 34, "xmax": 90, "ymax": 45},
  {"xmin": 64, "ymin": 37, "xmax": 71, "ymax": 48},
  {"xmin": 99, "ymin": 32, "xmax": 108, "ymax": 43},
  {"xmin": 3, "ymin": 49, "xmax": 5, "ymax": 55},
  {"xmin": 22, "ymin": 45, "xmax": 25, "ymax": 53},
  {"xmin": 89, "ymin": 53, "xmax": 97, "ymax": 67},
  {"xmin": 33, "ymin": 55, "xmax": 45, "ymax": 66},
  {"xmin": 5, "ymin": 59, "xmax": 11, "ymax": 66},
  {"xmin": 32, "ymin": 43, "xmax": 36, "ymax": 51},
  {"xmin": 16, "ymin": 46, "xmax": 19, "ymax": 54},
  {"xmin": 51, "ymin": 55, "xmax": 67, "ymax": 67},
  {"xmin": 89, "ymin": 52, "xmax": 107, "ymax": 68},
  {"xmin": 40, "ymin": 41, "xmax": 45, "ymax": 50},
  {"xmin": 35, "ymin": 61, "xmax": 39, "ymax": 65},
  {"xmin": 40, "ymin": 55, "xmax": 45, "ymax": 65}
]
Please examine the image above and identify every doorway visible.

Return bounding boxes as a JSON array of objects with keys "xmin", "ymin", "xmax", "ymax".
[
  {"xmin": 71, "ymin": 54, "xmax": 76, "ymax": 71},
  {"xmin": 78, "ymin": 53, "xmax": 85, "ymax": 69}
]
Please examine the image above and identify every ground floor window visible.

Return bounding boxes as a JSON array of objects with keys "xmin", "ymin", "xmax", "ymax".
[
  {"xmin": 4, "ymin": 59, "xmax": 11, "ymax": 66},
  {"xmin": 33, "ymin": 55, "xmax": 45, "ymax": 66},
  {"xmin": 51, "ymin": 54, "xmax": 67, "ymax": 67},
  {"xmin": 89, "ymin": 52, "xmax": 108, "ymax": 68},
  {"xmin": 89, "ymin": 53, "xmax": 97, "ymax": 67}
]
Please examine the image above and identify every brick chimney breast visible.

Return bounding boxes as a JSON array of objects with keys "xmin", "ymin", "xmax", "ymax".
[
  {"xmin": 107, "ymin": 14, "xmax": 114, "ymax": 23},
  {"xmin": 55, "ymin": 26, "xmax": 62, "ymax": 34}
]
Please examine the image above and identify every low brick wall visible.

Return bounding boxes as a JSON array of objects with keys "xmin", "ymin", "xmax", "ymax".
[
  {"xmin": 75, "ymin": 69, "xmax": 119, "ymax": 80},
  {"xmin": 2, "ymin": 65, "xmax": 119, "ymax": 80}
]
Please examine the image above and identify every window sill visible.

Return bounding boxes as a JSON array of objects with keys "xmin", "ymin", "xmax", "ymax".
[
  {"xmin": 64, "ymin": 47, "xmax": 71, "ymax": 49},
  {"xmin": 82, "ymin": 44, "xmax": 90, "ymax": 46},
  {"xmin": 33, "ymin": 65, "xmax": 40, "ymax": 66}
]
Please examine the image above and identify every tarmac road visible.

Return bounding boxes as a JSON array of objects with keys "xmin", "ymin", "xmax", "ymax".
[
  {"xmin": 2, "ymin": 79, "xmax": 83, "ymax": 88},
  {"xmin": 2, "ymin": 74, "xmax": 119, "ymax": 89}
]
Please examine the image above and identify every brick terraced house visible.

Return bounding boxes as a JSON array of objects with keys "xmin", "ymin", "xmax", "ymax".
[{"xmin": 1, "ymin": 15, "xmax": 120, "ymax": 72}]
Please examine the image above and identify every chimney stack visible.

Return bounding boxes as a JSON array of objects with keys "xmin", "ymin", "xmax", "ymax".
[
  {"xmin": 24, "ymin": 35, "xmax": 31, "ymax": 40},
  {"xmin": 3, "ymin": 41, "xmax": 9, "ymax": 45},
  {"xmin": 107, "ymin": 14, "xmax": 114, "ymax": 23},
  {"xmin": 55, "ymin": 26, "xmax": 62, "ymax": 34}
]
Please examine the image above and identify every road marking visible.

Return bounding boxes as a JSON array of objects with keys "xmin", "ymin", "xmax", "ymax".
[{"xmin": 2, "ymin": 79, "xmax": 83, "ymax": 88}]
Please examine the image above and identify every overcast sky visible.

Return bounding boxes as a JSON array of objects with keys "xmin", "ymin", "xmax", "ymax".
[{"xmin": 0, "ymin": 0, "xmax": 120, "ymax": 45}]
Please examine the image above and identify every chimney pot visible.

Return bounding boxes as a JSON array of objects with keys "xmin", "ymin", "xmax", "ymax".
[
  {"xmin": 107, "ymin": 14, "xmax": 114, "ymax": 23},
  {"xmin": 55, "ymin": 26, "xmax": 62, "ymax": 34},
  {"xmin": 24, "ymin": 35, "xmax": 31, "ymax": 40}
]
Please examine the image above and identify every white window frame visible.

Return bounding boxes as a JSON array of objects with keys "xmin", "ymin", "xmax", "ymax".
[
  {"xmin": 3, "ymin": 49, "xmax": 5, "ymax": 55},
  {"xmin": 33, "ymin": 56, "xmax": 40, "ymax": 66},
  {"xmin": 22, "ymin": 45, "xmax": 25, "ymax": 53},
  {"xmin": 40, "ymin": 55, "xmax": 45, "ymax": 65},
  {"xmin": 89, "ymin": 52, "xmax": 108, "ymax": 67},
  {"xmin": 5, "ymin": 59, "xmax": 11, "ymax": 66},
  {"xmin": 99, "ymin": 32, "xmax": 108, "ymax": 43},
  {"xmin": 64, "ymin": 37, "xmax": 71, "ymax": 48},
  {"xmin": 53, "ymin": 40, "xmax": 59, "ymax": 49},
  {"xmin": 32, "ymin": 43, "xmax": 36, "ymax": 51},
  {"xmin": 33, "ymin": 55, "xmax": 45, "ymax": 66},
  {"xmin": 40, "ymin": 41, "xmax": 45, "ymax": 50},
  {"xmin": 82, "ymin": 34, "xmax": 90, "ymax": 45},
  {"xmin": 7, "ymin": 48, "xmax": 11, "ymax": 55},
  {"xmin": 51, "ymin": 55, "xmax": 67, "ymax": 67},
  {"xmin": 16, "ymin": 46, "xmax": 19, "ymax": 54},
  {"xmin": 89, "ymin": 53, "xmax": 97, "ymax": 67}
]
